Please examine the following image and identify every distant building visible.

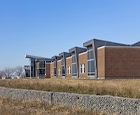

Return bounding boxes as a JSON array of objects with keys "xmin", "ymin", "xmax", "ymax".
[
  {"xmin": 25, "ymin": 39, "xmax": 140, "ymax": 79},
  {"xmin": 24, "ymin": 56, "xmax": 53, "ymax": 78},
  {"xmin": 24, "ymin": 65, "xmax": 31, "ymax": 77}
]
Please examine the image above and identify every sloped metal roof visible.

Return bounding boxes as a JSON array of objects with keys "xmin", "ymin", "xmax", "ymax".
[{"xmin": 25, "ymin": 55, "xmax": 53, "ymax": 61}]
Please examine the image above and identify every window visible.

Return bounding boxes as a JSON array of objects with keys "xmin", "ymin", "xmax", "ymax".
[
  {"xmin": 87, "ymin": 48, "xmax": 94, "ymax": 60},
  {"xmin": 54, "ymin": 68, "xmax": 56, "ymax": 76},
  {"xmin": 72, "ymin": 53, "xmax": 77, "ymax": 76},
  {"xmin": 67, "ymin": 66, "xmax": 71, "ymax": 74},
  {"xmin": 72, "ymin": 54, "xmax": 76, "ymax": 63},
  {"xmin": 80, "ymin": 64, "xmax": 85, "ymax": 74},
  {"xmin": 31, "ymin": 58, "xmax": 35, "ymax": 77},
  {"xmin": 87, "ymin": 46, "xmax": 95, "ymax": 76},
  {"xmin": 88, "ymin": 60, "xmax": 95, "ymax": 76},
  {"xmin": 72, "ymin": 64, "xmax": 77, "ymax": 76},
  {"xmin": 39, "ymin": 61, "xmax": 45, "ymax": 68},
  {"xmin": 58, "ymin": 68, "xmax": 61, "ymax": 75},
  {"xmin": 61, "ymin": 58, "xmax": 64, "ymax": 65},
  {"xmin": 37, "ymin": 69, "xmax": 45, "ymax": 77},
  {"xmin": 62, "ymin": 66, "xmax": 65, "ymax": 76}
]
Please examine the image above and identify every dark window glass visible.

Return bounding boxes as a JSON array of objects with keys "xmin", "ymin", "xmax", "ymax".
[
  {"xmin": 72, "ymin": 54, "xmax": 76, "ymax": 63},
  {"xmin": 54, "ymin": 68, "xmax": 56, "ymax": 76},
  {"xmin": 31, "ymin": 58, "xmax": 35, "ymax": 77},
  {"xmin": 37, "ymin": 69, "xmax": 45, "ymax": 77},
  {"xmin": 39, "ymin": 61, "xmax": 45, "ymax": 68},
  {"xmin": 88, "ymin": 60, "xmax": 95, "ymax": 76},
  {"xmin": 25, "ymin": 70, "xmax": 30, "ymax": 77},
  {"xmin": 72, "ymin": 64, "xmax": 77, "ymax": 76},
  {"xmin": 88, "ymin": 49, "xmax": 94, "ymax": 60},
  {"xmin": 61, "ymin": 58, "xmax": 64, "ymax": 65},
  {"xmin": 80, "ymin": 65, "xmax": 82, "ymax": 73},
  {"xmin": 62, "ymin": 66, "xmax": 65, "ymax": 76}
]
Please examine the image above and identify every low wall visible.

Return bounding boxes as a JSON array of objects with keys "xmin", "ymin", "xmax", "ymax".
[{"xmin": 0, "ymin": 87, "xmax": 139, "ymax": 115}]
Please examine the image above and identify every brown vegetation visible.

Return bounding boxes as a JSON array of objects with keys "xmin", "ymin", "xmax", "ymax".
[
  {"xmin": 0, "ymin": 78, "xmax": 139, "ymax": 98},
  {"xmin": 0, "ymin": 96, "xmax": 106, "ymax": 115}
]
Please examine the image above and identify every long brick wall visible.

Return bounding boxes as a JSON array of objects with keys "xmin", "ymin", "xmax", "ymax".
[{"xmin": 98, "ymin": 46, "xmax": 140, "ymax": 79}]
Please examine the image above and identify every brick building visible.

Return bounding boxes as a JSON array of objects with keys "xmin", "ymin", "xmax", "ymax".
[{"xmin": 25, "ymin": 39, "xmax": 140, "ymax": 79}]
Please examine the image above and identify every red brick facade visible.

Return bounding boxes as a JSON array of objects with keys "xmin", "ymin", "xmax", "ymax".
[
  {"xmin": 35, "ymin": 62, "xmax": 39, "ymax": 77},
  {"xmin": 50, "ymin": 62, "xmax": 54, "ymax": 78},
  {"xmin": 98, "ymin": 46, "xmax": 140, "ymax": 79},
  {"xmin": 26, "ymin": 39, "xmax": 140, "ymax": 79},
  {"xmin": 46, "ymin": 63, "xmax": 50, "ymax": 78},
  {"xmin": 78, "ymin": 52, "xmax": 88, "ymax": 78},
  {"xmin": 97, "ymin": 47, "xmax": 105, "ymax": 79}
]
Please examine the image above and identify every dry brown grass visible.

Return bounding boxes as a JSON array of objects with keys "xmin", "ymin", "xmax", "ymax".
[
  {"xmin": 0, "ymin": 78, "xmax": 139, "ymax": 98},
  {"xmin": 0, "ymin": 96, "xmax": 106, "ymax": 115}
]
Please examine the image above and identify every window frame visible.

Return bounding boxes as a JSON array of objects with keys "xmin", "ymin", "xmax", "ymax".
[
  {"xmin": 87, "ymin": 47, "xmax": 95, "ymax": 76},
  {"xmin": 72, "ymin": 63, "xmax": 77, "ymax": 76},
  {"xmin": 80, "ymin": 64, "xmax": 85, "ymax": 74},
  {"xmin": 67, "ymin": 66, "xmax": 71, "ymax": 74}
]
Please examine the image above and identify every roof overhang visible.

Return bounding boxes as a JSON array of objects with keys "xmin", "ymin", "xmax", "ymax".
[
  {"xmin": 131, "ymin": 41, "xmax": 140, "ymax": 46},
  {"xmin": 51, "ymin": 55, "xmax": 61, "ymax": 60},
  {"xmin": 59, "ymin": 52, "xmax": 70, "ymax": 56},
  {"xmin": 59, "ymin": 52, "xmax": 71, "ymax": 58},
  {"xmin": 83, "ymin": 39, "xmax": 94, "ymax": 47},
  {"xmin": 69, "ymin": 47, "xmax": 87, "ymax": 54},
  {"xmin": 69, "ymin": 47, "xmax": 76, "ymax": 53},
  {"xmin": 25, "ymin": 55, "xmax": 53, "ymax": 61}
]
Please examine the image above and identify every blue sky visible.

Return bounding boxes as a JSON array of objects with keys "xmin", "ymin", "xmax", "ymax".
[{"xmin": 0, "ymin": 0, "xmax": 140, "ymax": 70}]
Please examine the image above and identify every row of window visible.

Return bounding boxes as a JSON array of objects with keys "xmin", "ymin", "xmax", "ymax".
[
  {"xmin": 37, "ymin": 69, "xmax": 45, "ymax": 77},
  {"xmin": 51, "ymin": 47, "xmax": 95, "ymax": 76},
  {"xmin": 39, "ymin": 61, "xmax": 45, "ymax": 68},
  {"xmin": 54, "ymin": 64, "xmax": 86, "ymax": 75}
]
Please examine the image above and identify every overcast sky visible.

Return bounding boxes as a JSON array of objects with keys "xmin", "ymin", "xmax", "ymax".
[{"xmin": 0, "ymin": 0, "xmax": 140, "ymax": 70}]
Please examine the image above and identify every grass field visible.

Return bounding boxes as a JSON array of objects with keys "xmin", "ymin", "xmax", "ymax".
[
  {"xmin": 0, "ymin": 96, "xmax": 106, "ymax": 115},
  {"xmin": 0, "ymin": 78, "xmax": 139, "ymax": 98}
]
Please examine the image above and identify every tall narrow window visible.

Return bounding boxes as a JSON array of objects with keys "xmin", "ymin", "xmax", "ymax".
[
  {"xmin": 31, "ymin": 58, "xmax": 36, "ymax": 77},
  {"xmin": 72, "ymin": 53, "xmax": 77, "ymax": 76},
  {"xmin": 61, "ymin": 58, "xmax": 65, "ymax": 76},
  {"xmin": 62, "ymin": 66, "xmax": 65, "ymax": 76},
  {"xmin": 39, "ymin": 61, "xmax": 45, "ymax": 68},
  {"xmin": 67, "ymin": 66, "xmax": 71, "ymax": 74},
  {"xmin": 54, "ymin": 68, "xmax": 56, "ymax": 76},
  {"xmin": 80, "ymin": 64, "xmax": 85, "ymax": 74},
  {"xmin": 87, "ymin": 47, "xmax": 95, "ymax": 76}
]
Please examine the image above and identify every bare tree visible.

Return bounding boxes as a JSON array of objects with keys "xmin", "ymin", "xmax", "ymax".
[
  {"xmin": 15, "ymin": 66, "xmax": 24, "ymax": 78},
  {"xmin": 0, "ymin": 66, "xmax": 25, "ymax": 79},
  {"xmin": 3, "ymin": 68, "xmax": 15, "ymax": 79}
]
